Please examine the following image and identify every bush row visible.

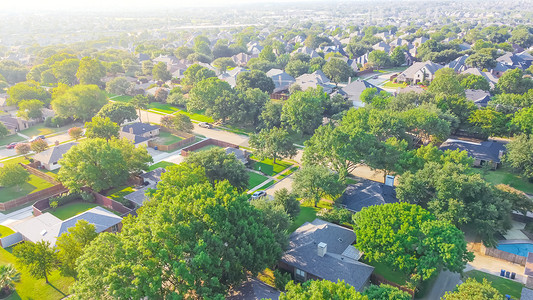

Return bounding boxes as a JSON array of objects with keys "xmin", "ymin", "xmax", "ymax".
[{"xmin": 49, "ymin": 191, "xmax": 95, "ymax": 206}]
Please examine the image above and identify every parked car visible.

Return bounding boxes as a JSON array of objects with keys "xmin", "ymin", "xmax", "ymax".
[
  {"xmin": 251, "ymin": 190, "xmax": 267, "ymax": 200},
  {"xmin": 6, "ymin": 142, "xmax": 18, "ymax": 149},
  {"xmin": 373, "ymin": 75, "xmax": 379, "ymax": 79},
  {"xmin": 198, "ymin": 122, "xmax": 212, "ymax": 129},
  {"xmin": 29, "ymin": 135, "xmax": 46, "ymax": 142}
]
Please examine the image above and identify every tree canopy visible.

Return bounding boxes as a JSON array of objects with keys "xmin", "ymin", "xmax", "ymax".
[
  {"xmin": 96, "ymin": 102, "xmax": 138, "ymax": 125},
  {"xmin": 51, "ymin": 84, "xmax": 108, "ymax": 121}
]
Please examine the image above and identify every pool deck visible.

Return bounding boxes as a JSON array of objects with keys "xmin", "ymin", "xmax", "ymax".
[
  {"xmin": 499, "ymin": 240, "xmax": 533, "ymax": 245},
  {"xmin": 503, "ymin": 221, "xmax": 529, "ymax": 240},
  {"xmin": 465, "ymin": 253, "xmax": 527, "ymax": 284}
]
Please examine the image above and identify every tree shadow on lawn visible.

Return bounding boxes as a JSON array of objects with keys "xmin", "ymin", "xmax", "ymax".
[{"xmin": 47, "ymin": 282, "xmax": 67, "ymax": 297}]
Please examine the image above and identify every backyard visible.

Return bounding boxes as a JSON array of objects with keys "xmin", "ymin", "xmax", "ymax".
[
  {"xmin": 472, "ymin": 167, "xmax": 533, "ymax": 194},
  {"xmin": 0, "ymin": 246, "xmax": 74, "ymax": 300},
  {"xmin": 0, "ymin": 175, "xmax": 55, "ymax": 203},
  {"xmin": 288, "ymin": 200, "xmax": 332, "ymax": 232},
  {"xmin": 49, "ymin": 202, "xmax": 99, "ymax": 220},
  {"xmin": 155, "ymin": 131, "xmax": 183, "ymax": 145},
  {"xmin": 191, "ymin": 144, "xmax": 221, "ymax": 153},
  {"xmin": 105, "ymin": 185, "xmax": 135, "ymax": 205},
  {"xmin": 464, "ymin": 270, "xmax": 523, "ymax": 299}
]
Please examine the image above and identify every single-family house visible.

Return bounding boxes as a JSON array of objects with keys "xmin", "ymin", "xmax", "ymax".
[
  {"xmin": 465, "ymin": 89, "xmax": 491, "ymax": 107},
  {"xmin": 120, "ymin": 123, "xmax": 160, "ymax": 147},
  {"xmin": 497, "ymin": 52, "xmax": 530, "ymax": 70},
  {"xmin": 439, "ymin": 139, "xmax": 507, "ymax": 169},
  {"xmin": 0, "ymin": 115, "xmax": 33, "ymax": 134},
  {"xmin": 33, "ymin": 142, "xmax": 77, "ymax": 171},
  {"xmin": 292, "ymin": 46, "xmax": 320, "ymax": 59},
  {"xmin": 266, "ymin": 69, "xmax": 295, "ymax": 94},
  {"xmin": 232, "ymin": 52, "xmax": 258, "ymax": 66},
  {"xmin": 294, "ymin": 70, "xmax": 335, "ymax": 94},
  {"xmin": 12, "ymin": 207, "xmax": 122, "ymax": 246},
  {"xmin": 341, "ymin": 180, "xmax": 398, "ymax": 213},
  {"xmin": 395, "ymin": 61, "xmax": 444, "ymax": 84},
  {"xmin": 218, "ymin": 67, "xmax": 249, "ymax": 88},
  {"xmin": 372, "ymin": 41, "xmax": 391, "ymax": 53},
  {"xmin": 491, "ymin": 62, "xmax": 510, "ymax": 78},
  {"xmin": 124, "ymin": 167, "xmax": 165, "ymax": 207},
  {"xmin": 447, "ymin": 55, "xmax": 469, "ymax": 73},
  {"xmin": 279, "ymin": 219, "xmax": 374, "ymax": 291},
  {"xmin": 461, "ymin": 68, "xmax": 499, "ymax": 89},
  {"xmin": 336, "ymin": 79, "xmax": 383, "ymax": 108}
]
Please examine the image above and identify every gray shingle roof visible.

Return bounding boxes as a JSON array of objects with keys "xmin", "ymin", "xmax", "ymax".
[
  {"xmin": 227, "ymin": 277, "xmax": 280, "ymax": 300},
  {"xmin": 439, "ymin": 139, "xmax": 507, "ymax": 163},
  {"xmin": 341, "ymin": 180, "xmax": 398, "ymax": 212},
  {"xmin": 522, "ymin": 288, "xmax": 533, "ymax": 300},
  {"xmin": 141, "ymin": 167, "xmax": 165, "ymax": 184},
  {"xmin": 121, "ymin": 123, "xmax": 159, "ymax": 136},
  {"xmin": 266, "ymin": 68, "xmax": 295, "ymax": 93},
  {"xmin": 339, "ymin": 80, "xmax": 382, "ymax": 102},
  {"xmin": 281, "ymin": 219, "xmax": 374, "ymax": 291},
  {"xmin": 124, "ymin": 184, "xmax": 154, "ymax": 207},
  {"xmin": 33, "ymin": 142, "xmax": 78, "ymax": 165},
  {"xmin": 465, "ymin": 89, "xmax": 491, "ymax": 107}
]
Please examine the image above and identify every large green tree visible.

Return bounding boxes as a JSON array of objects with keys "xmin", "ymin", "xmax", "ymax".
[
  {"xmin": 187, "ymin": 77, "xmax": 233, "ymax": 112},
  {"xmin": 0, "ymin": 164, "xmax": 29, "ymax": 191},
  {"xmin": 281, "ymin": 87, "xmax": 326, "ymax": 135},
  {"xmin": 96, "ymin": 102, "xmax": 138, "ymax": 125},
  {"xmin": 322, "ymin": 58, "xmax": 352, "ymax": 85},
  {"xmin": 105, "ymin": 77, "xmax": 132, "ymax": 95},
  {"xmin": 51, "ymin": 58, "xmax": 80, "ymax": 85},
  {"xmin": 185, "ymin": 148, "xmax": 249, "ymax": 191},
  {"xmin": 0, "ymin": 123, "xmax": 8, "ymax": 139},
  {"xmin": 496, "ymin": 69, "xmax": 533, "ymax": 94},
  {"xmin": 512, "ymin": 106, "xmax": 533, "ymax": 135},
  {"xmin": 51, "ymin": 84, "xmax": 108, "ymax": 122},
  {"xmin": 442, "ymin": 278, "xmax": 502, "ymax": 300},
  {"xmin": 362, "ymin": 284, "xmax": 412, "ymax": 300},
  {"xmin": 76, "ymin": 57, "xmax": 105, "ymax": 85},
  {"xmin": 504, "ymin": 134, "xmax": 533, "ymax": 181},
  {"xmin": 13, "ymin": 241, "xmax": 57, "ymax": 283},
  {"xmin": 152, "ymin": 62, "xmax": 172, "ymax": 81},
  {"xmin": 249, "ymin": 127, "xmax": 297, "ymax": 164},
  {"xmin": 160, "ymin": 114, "xmax": 193, "ymax": 133},
  {"xmin": 280, "ymin": 280, "xmax": 367, "ymax": 300},
  {"xmin": 181, "ymin": 64, "xmax": 216, "ymax": 87},
  {"xmin": 58, "ymin": 138, "xmax": 152, "ymax": 192},
  {"xmin": 56, "ymin": 220, "xmax": 97, "ymax": 278},
  {"xmin": 84, "ymin": 116, "xmax": 120, "ymax": 141},
  {"xmin": 236, "ymin": 70, "xmax": 275, "ymax": 94},
  {"xmin": 72, "ymin": 176, "xmax": 280, "ymax": 299},
  {"xmin": 428, "ymin": 68, "xmax": 465, "ymax": 97},
  {"xmin": 293, "ymin": 164, "xmax": 345, "ymax": 206},
  {"xmin": 17, "ymin": 99, "xmax": 44, "ymax": 120},
  {"xmin": 6, "ymin": 81, "xmax": 51, "ymax": 106},
  {"xmin": 354, "ymin": 202, "xmax": 473, "ymax": 281}
]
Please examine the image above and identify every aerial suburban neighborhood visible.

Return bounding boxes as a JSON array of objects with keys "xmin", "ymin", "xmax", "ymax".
[{"xmin": 0, "ymin": 0, "xmax": 532, "ymax": 299}]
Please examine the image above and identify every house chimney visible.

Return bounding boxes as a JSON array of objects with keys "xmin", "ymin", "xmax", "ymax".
[
  {"xmin": 498, "ymin": 150, "xmax": 504, "ymax": 159},
  {"xmin": 129, "ymin": 127, "xmax": 134, "ymax": 134},
  {"xmin": 317, "ymin": 242, "xmax": 327, "ymax": 257},
  {"xmin": 348, "ymin": 77, "xmax": 352, "ymax": 84}
]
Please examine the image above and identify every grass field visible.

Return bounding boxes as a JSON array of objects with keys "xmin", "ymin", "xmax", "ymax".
[
  {"xmin": 250, "ymin": 157, "xmax": 292, "ymax": 176},
  {"xmin": 0, "ymin": 134, "xmax": 25, "ymax": 147},
  {"xmin": 19, "ymin": 123, "xmax": 74, "ymax": 138},
  {"xmin": 0, "ymin": 246, "xmax": 74, "ymax": 300},
  {"xmin": 464, "ymin": 270, "xmax": 523, "ymax": 299},
  {"xmin": 174, "ymin": 110, "xmax": 214, "ymax": 123},
  {"xmin": 0, "ymin": 225, "xmax": 15, "ymax": 237},
  {"xmin": 105, "ymin": 186, "xmax": 135, "ymax": 203},
  {"xmin": 0, "ymin": 156, "xmax": 31, "ymax": 166},
  {"xmin": 49, "ymin": 202, "xmax": 99, "ymax": 220},
  {"xmin": 248, "ymin": 172, "xmax": 269, "ymax": 190},
  {"xmin": 289, "ymin": 206, "xmax": 318, "ymax": 232},
  {"xmin": 191, "ymin": 144, "xmax": 221, "ymax": 153},
  {"xmin": 277, "ymin": 166, "xmax": 299, "ymax": 180},
  {"xmin": 0, "ymin": 175, "xmax": 55, "ymax": 203},
  {"xmin": 148, "ymin": 161, "xmax": 176, "ymax": 171},
  {"xmin": 382, "ymin": 81, "xmax": 407, "ymax": 88},
  {"xmin": 156, "ymin": 131, "xmax": 183, "ymax": 145},
  {"xmin": 148, "ymin": 102, "xmax": 180, "ymax": 114},
  {"xmin": 472, "ymin": 167, "xmax": 533, "ymax": 194},
  {"xmin": 110, "ymin": 95, "xmax": 133, "ymax": 103}
]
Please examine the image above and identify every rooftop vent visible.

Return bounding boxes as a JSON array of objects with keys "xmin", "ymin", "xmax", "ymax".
[{"xmin": 40, "ymin": 229, "xmax": 47, "ymax": 236}]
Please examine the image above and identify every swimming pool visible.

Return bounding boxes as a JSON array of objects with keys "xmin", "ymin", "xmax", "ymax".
[{"xmin": 497, "ymin": 242, "xmax": 533, "ymax": 257}]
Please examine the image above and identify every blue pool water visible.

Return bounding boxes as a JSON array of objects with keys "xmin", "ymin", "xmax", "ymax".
[{"xmin": 496, "ymin": 243, "xmax": 533, "ymax": 257}]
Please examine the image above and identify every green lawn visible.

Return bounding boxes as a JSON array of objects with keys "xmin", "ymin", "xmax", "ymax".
[
  {"xmin": 148, "ymin": 102, "xmax": 180, "ymax": 114},
  {"xmin": 156, "ymin": 131, "xmax": 183, "ymax": 145},
  {"xmin": 0, "ymin": 247, "xmax": 74, "ymax": 300},
  {"xmin": 19, "ymin": 123, "xmax": 73, "ymax": 138},
  {"xmin": 0, "ymin": 134, "xmax": 25, "ymax": 147},
  {"xmin": 289, "ymin": 206, "xmax": 319, "ymax": 232},
  {"xmin": 382, "ymin": 81, "xmax": 407, "ymax": 88},
  {"xmin": 0, "ymin": 225, "xmax": 15, "ymax": 237},
  {"xmin": 250, "ymin": 157, "xmax": 293, "ymax": 176},
  {"xmin": 277, "ymin": 166, "xmax": 299, "ymax": 180},
  {"xmin": 472, "ymin": 167, "xmax": 533, "ymax": 194},
  {"xmin": 148, "ymin": 161, "xmax": 176, "ymax": 171},
  {"xmin": 0, "ymin": 155, "xmax": 31, "ymax": 166},
  {"xmin": 191, "ymin": 144, "xmax": 222, "ymax": 153},
  {"xmin": 248, "ymin": 172, "xmax": 269, "ymax": 190},
  {"xmin": 174, "ymin": 110, "xmax": 214, "ymax": 123},
  {"xmin": 49, "ymin": 202, "xmax": 98, "ymax": 220},
  {"xmin": 0, "ymin": 175, "xmax": 55, "ymax": 203},
  {"xmin": 361, "ymin": 259, "xmax": 409, "ymax": 286},
  {"xmin": 41, "ymin": 168, "xmax": 60, "ymax": 178},
  {"xmin": 111, "ymin": 95, "xmax": 133, "ymax": 103},
  {"xmin": 105, "ymin": 186, "xmax": 135, "ymax": 203},
  {"xmin": 464, "ymin": 270, "xmax": 523, "ymax": 299}
]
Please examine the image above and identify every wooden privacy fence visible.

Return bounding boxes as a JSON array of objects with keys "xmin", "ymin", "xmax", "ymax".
[
  {"xmin": 148, "ymin": 127, "xmax": 196, "ymax": 152},
  {"xmin": 0, "ymin": 184, "xmax": 67, "ymax": 211},
  {"xmin": 21, "ymin": 163, "xmax": 59, "ymax": 184},
  {"xmin": 481, "ymin": 244, "xmax": 527, "ymax": 266},
  {"xmin": 180, "ymin": 138, "xmax": 239, "ymax": 157}
]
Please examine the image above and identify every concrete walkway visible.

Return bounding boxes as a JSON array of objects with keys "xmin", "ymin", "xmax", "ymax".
[
  {"xmin": 16, "ymin": 132, "xmax": 29, "ymax": 139},
  {"xmin": 247, "ymin": 164, "xmax": 297, "ymax": 194}
]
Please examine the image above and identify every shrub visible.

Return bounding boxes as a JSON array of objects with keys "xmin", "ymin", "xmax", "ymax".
[
  {"xmin": 80, "ymin": 191, "xmax": 95, "ymax": 203},
  {"xmin": 317, "ymin": 208, "xmax": 353, "ymax": 225},
  {"xmin": 49, "ymin": 192, "xmax": 80, "ymax": 206},
  {"xmin": 274, "ymin": 269, "xmax": 292, "ymax": 291}
]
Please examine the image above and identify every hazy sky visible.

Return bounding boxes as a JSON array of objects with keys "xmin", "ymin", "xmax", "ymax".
[{"xmin": 1, "ymin": 0, "xmax": 316, "ymax": 11}]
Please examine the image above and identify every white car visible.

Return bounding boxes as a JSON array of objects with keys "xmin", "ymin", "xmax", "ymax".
[
  {"xmin": 251, "ymin": 190, "xmax": 267, "ymax": 200},
  {"xmin": 198, "ymin": 122, "xmax": 212, "ymax": 129}
]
